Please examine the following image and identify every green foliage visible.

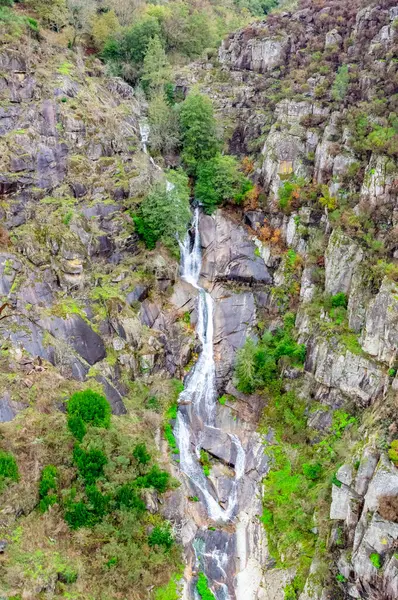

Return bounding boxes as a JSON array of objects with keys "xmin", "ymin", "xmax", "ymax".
[
  {"xmin": 141, "ymin": 35, "xmax": 171, "ymax": 96},
  {"xmin": 336, "ymin": 573, "xmax": 346, "ymax": 583},
  {"xmin": 196, "ymin": 572, "xmax": 216, "ymax": 600},
  {"xmin": 0, "ymin": 4, "xmax": 39, "ymax": 36},
  {"xmin": 67, "ymin": 389, "xmax": 111, "ymax": 437},
  {"xmin": 73, "ymin": 445, "xmax": 107, "ymax": 485},
  {"xmin": 178, "ymin": 92, "xmax": 220, "ymax": 174},
  {"xmin": 330, "ymin": 292, "xmax": 348, "ymax": 309},
  {"xmin": 38, "ymin": 465, "xmax": 58, "ymax": 513},
  {"xmin": 302, "ymin": 462, "xmax": 322, "ymax": 481},
  {"xmin": 67, "ymin": 414, "xmax": 87, "ymax": 442},
  {"xmin": 235, "ymin": 0, "xmax": 278, "ymax": 16},
  {"xmin": 195, "ymin": 154, "xmax": 253, "ymax": 214},
  {"xmin": 388, "ymin": 440, "xmax": 398, "ymax": 466},
  {"xmin": 0, "ymin": 450, "xmax": 19, "ymax": 487},
  {"xmin": 164, "ymin": 423, "xmax": 179, "ymax": 454},
  {"xmin": 136, "ymin": 465, "xmax": 171, "ymax": 493},
  {"xmin": 133, "ymin": 443, "xmax": 151, "ymax": 465},
  {"xmin": 332, "ymin": 64, "xmax": 350, "ymax": 101},
  {"xmin": 64, "ymin": 501, "xmax": 94, "ymax": 530},
  {"xmin": 370, "ymin": 553, "xmax": 382, "ymax": 569},
  {"xmin": 200, "ymin": 450, "xmax": 211, "ymax": 477},
  {"xmin": 235, "ymin": 320, "xmax": 306, "ymax": 394},
  {"xmin": 103, "ymin": 16, "xmax": 161, "ymax": 69},
  {"xmin": 148, "ymin": 92, "xmax": 180, "ymax": 155},
  {"xmin": 148, "ymin": 524, "xmax": 174, "ymax": 549},
  {"xmin": 154, "ymin": 572, "xmax": 183, "ymax": 600},
  {"xmin": 114, "ymin": 483, "xmax": 146, "ymax": 512},
  {"xmin": 133, "ymin": 170, "xmax": 191, "ymax": 252}
]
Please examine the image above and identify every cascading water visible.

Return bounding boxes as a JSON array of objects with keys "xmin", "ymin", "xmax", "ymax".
[
  {"xmin": 175, "ymin": 207, "xmax": 246, "ymax": 523},
  {"xmin": 138, "ymin": 122, "xmax": 266, "ymax": 600}
]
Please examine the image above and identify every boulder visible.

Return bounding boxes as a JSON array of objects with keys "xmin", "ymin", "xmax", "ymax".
[
  {"xmin": 199, "ymin": 211, "xmax": 271, "ymax": 285},
  {"xmin": 324, "ymin": 230, "xmax": 363, "ymax": 296},
  {"xmin": 361, "ymin": 277, "xmax": 398, "ymax": 364},
  {"xmin": 330, "ymin": 464, "xmax": 354, "ymax": 520}
]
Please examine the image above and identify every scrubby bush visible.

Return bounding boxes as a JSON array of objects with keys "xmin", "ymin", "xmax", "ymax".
[
  {"xmin": 38, "ymin": 465, "xmax": 58, "ymax": 513},
  {"xmin": 370, "ymin": 553, "xmax": 382, "ymax": 569},
  {"xmin": 148, "ymin": 524, "xmax": 174, "ymax": 549},
  {"xmin": 73, "ymin": 445, "xmax": 107, "ymax": 485},
  {"xmin": 114, "ymin": 483, "xmax": 146, "ymax": 512},
  {"xmin": 378, "ymin": 494, "xmax": 398, "ymax": 522},
  {"xmin": 133, "ymin": 170, "xmax": 191, "ymax": 252},
  {"xmin": 195, "ymin": 154, "xmax": 253, "ymax": 214},
  {"xmin": 64, "ymin": 501, "xmax": 94, "ymax": 529},
  {"xmin": 388, "ymin": 440, "xmax": 398, "ymax": 466},
  {"xmin": 0, "ymin": 450, "xmax": 19, "ymax": 485},
  {"xmin": 330, "ymin": 292, "xmax": 348, "ymax": 309},
  {"xmin": 332, "ymin": 64, "xmax": 350, "ymax": 101},
  {"xmin": 196, "ymin": 572, "xmax": 216, "ymax": 600},
  {"xmin": 133, "ymin": 443, "xmax": 151, "ymax": 465},
  {"xmin": 235, "ymin": 317, "xmax": 306, "ymax": 394},
  {"xmin": 136, "ymin": 465, "xmax": 170, "ymax": 493},
  {"xmin": 67, "ymin": 389, "xmax": 111, "ymax": 436}
]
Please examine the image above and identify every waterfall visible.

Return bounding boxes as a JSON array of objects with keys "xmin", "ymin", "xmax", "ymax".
[
  {"xmin": 175, "ymin": 208, "xmax": 246, "ymax": 526},
  {"xmin": 138, "ymin": 122, "xmax": 250, "ymax": 600}
]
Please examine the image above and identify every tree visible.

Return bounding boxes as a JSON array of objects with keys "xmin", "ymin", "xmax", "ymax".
[
  {"xmin": 133, "ymin": 170, "xmax": 191, "ymax": 252},
  {"xmin": 332, "ymin": 64, "xmax": 350, "ymax": 102},
  {"xmin": 92, "ymin": 9, "xmax": 120, "ymax": 50},
  {"xmin": 141, "ymin": 35, "xmax": 170, "ymax": 95},
  {"xmin": 26, "ymin": 0, "xmax": 68, "ymax": 31},
  {"xmin": 67, "ymin": 389, "xmax": 111, "ymax": 440},
  {"xmin": 67, "ymin": 0, "xmax": 96, "ymax": 48},
  {"xmin": 178, "ymin": 92, "xmax": 220, "ymax": 174},
  {"xmin": 195, "ymin": 154, "xmax": 252, "ymax": 214},
  {"xmin": 148, "ymin": 92, "xmax": 180, "ymax": 154},
  {"xmin": 108, "ymin": 0, "xmax": 144, "ymax": 26}
]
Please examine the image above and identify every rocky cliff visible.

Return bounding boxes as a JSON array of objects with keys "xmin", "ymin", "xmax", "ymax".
[
  {"xmin": 174, "ymin": 1, "xmax": 398, "ymax": 599},
  {"xmin": 1, "ymin": 1, "xmax": 398, "ymax": 600}
]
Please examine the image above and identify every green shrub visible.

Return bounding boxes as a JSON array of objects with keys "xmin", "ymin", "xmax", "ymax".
[
  {"xmin": 67, "ymin": 389, "xmax": 111, "ymax": 434},
  {"xmin": 133, "ymin": 443, "xmax": 151, "ymax": 465},
  {"xmin": 164, "ymin": 423, "xmax": 179, "ymax": 454},
  {"xmin": 67, "ymin": 414, "xmax": 87, "ymax": 442},
  {"xmin": 148, "ymin": 524, "xmax": 174, "ymax": 549},
  {"xmin": 38, "ymin": 465, "xmax": 58, "ymax": 513},
  {"xmin": 154, "ymin": 572, "xmax": 182, "ymax": 600},
  {"xmin": 136, "ymin": 465, "xmax": 170, "ymax": 493},
  {"xmin": 0, "ymin": 450, "xmax": 19, "ymax": 484},
  {"xmin": 133, "ymin": 170, "xmax": 191, "ymax": 252},
  {"xmin": 330, "ymin": 292, "xmax": 348, "ymax": 309},
  {"xmin": 336, "ymin": 573, "xmax": 346, "ymax": 583},
  {"xmin": 196, "ymin": 572, "xmax": 216, "ymax": 600},
  {"xmin": 332, "ymin": 64, "xmax": 350, "ymax": 101},
  {"xmin": 200, "ymin": 450, "xmax": 211, "ymax": 477},
  {"xmin": 302, "ymin": 462, "xmax": 322, "ymax": 481},
  {"xmin": 235, "ymin": 323, "xmax": 306, "ymax": 394},
  {"xmin": 64, "ymin": 501, "xmax": 94, "ymax": 530},
  {"xmin": 370, "ymin": 553, "xmax": 382, "ymax": 569},
  {"xmin": 178, "ymin": 92, "xmax": 220, "ymax": 174},
  {"xmin": 73, "ymin": 445, "xmax": 107, "ymax": 485},
  {"xmin": 114, "ymin": 483, "xmax": 146, "ymax": 512},
  {"xmin": 388, "ymin": 440, "xmax": 398, "ymax": 466},
  {"xmin": 195, "ymin": 154, "xmax": 252, "ymax": 214},
  {"xmin": 85, "ymin": 485, "xmax": 111, "ymax": 519}
]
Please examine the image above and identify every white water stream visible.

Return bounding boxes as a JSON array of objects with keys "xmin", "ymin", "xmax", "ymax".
[
  {"xmin": 175, "ymin": 208, "xmax": 245, "ymax": 524},
  {"xmin": 139, "ymin": 122, "xmax": 248, "ymax": 600}
]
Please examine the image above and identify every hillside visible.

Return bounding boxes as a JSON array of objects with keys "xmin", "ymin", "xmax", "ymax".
[{"xmin": 0, "ymin": 1, "xmax": 398, "ymax": 600}]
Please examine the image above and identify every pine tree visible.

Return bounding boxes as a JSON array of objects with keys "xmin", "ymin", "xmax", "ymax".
[{"xmin": 141, "ymin": 35, "xmax": 171, "ymax": 96}]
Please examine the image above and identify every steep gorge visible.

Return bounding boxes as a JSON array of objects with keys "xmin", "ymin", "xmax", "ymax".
[{"xmin": 0, "ymin": 1, "xmax": 398, "ymax": 600}]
